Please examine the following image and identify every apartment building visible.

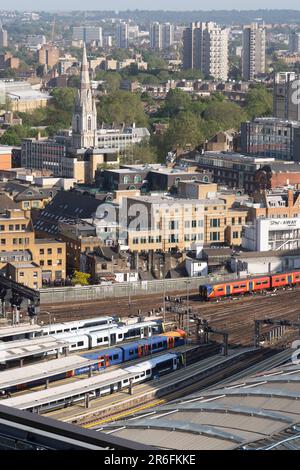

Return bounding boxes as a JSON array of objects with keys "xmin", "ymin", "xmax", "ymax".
[
  {"xmin": 116, "ymin": 22, "xmax": 129, "ymax": 49},
  {"xmin": 125, "ymin": 196, "xmax": 205, "ymax": 253},
  {"xmin": 241, "ymin": 118, "xmax": 300, "ymax": 161},
  {"xmin": 150, "ymin": 22, "xmax": 174, "ymax": 50},
  {"xmin": 0, "ymin": 26, "xmax": 8, "ymax": 48},
  {"xmin": 183, "ymin": 22, "xmax": 229, "ymax": 81},
  {"xmin": 0, "ymin": 208, "xmax": 66, "ymax": 287},
  {"xmin": 177, "ymin": 180, "xmax": 248, "ymax": 246},
  {"xmin": 72, "ymin": 26, "xmax": 103, "ymax": 46},
  {"xmin": 289, "ymin": 32, "xmax": 300, "ymax": 53},
  {"xmin": 242, "ymin": 23, "xmax": 266, "ymax": 81},
  {"xmin": 37, "ymin": 45, "xmax": 60, "ymax": 68}
]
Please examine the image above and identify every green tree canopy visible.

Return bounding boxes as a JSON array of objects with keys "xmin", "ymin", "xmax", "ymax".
[
  {"xmin": 0, "ymin": 125, "xmax": 40, "ymax": 146},
  {"xmin": 245, "ymin": 85, "xmax": 273, "ymax": 120},
  {"xmin": 203, "ymin": 100, "xmax": 247, "ymax": 130},
  {"xmin": 96, "ymin": 91, "xmax": 148, "ymax": 127},
  {"xmin": 164, "ymin": 89, "xmax": 193, "ymax": 117},
  {"xmin": 71, "ymin": 271, "xmax": 90, "ymax": 286},
  {"xmin": 164, "ymin": 111, "xmax": 204, "ymax": 152},
  {"xmin": 50, "ymin": 87, "xmax": 77, "ymax": 113}
]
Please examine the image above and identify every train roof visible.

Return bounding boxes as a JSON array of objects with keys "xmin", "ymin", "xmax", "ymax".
[
  {"xmin": 124, "ymin": 353, "xmax": 177, "ymax": 373},
  {"xmin": 200, "ymin": 276, "xmax": 270, "ymax": 288},
  {"xmin": 42, "ymin": 316, "xmax": 116, "ymax": 332}
]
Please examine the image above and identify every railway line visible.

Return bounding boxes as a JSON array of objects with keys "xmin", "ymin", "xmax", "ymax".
[{"xmin": 38, "ymin": 286, "xmax": 300, "ymax": 348}]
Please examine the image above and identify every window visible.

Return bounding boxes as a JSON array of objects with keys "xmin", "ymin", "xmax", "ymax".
[
  {"xmin": 0, "ymin": 225, "xmax": 4, "ymax": 231},
  {"xmin": 233, "ymin": 231, "xmax": 239, "ymax": 239},
  {"xmin": 231, "ymin": 218, "xmax": 235, "ymax": 225},
  {"xmin": 210, "ymin": 232, "xmax": 220, "ymax": 241},
  {"xmin": 9, "ymin": 225, "xmax": 13, "ymax": 231},
  {"xmin": 15, "ymin": 224, "xmax": 20, "ymax": 230},
  {"xmin": 21, "ymin": 224, "xmax": 26, "ymax": 230},
  {"xmin": 40, "ymin": 260, "xmax": 44, "ymax": 266},
  {"xmin": 47, "ymin": 260, "xmax": 52, "ymax": 266},
  {"xmin": 57, "ymin": 248, "xmax": 62, "ymax": 254},
  {"xmin": 47, "ymin": 248, "xmax": 52, "ymax": 255},
  {"xmin": 210, "ymin": 219, "xmax": 220, "ymax": 228},
  {"xmin": 57, "ymin": 259, "xmax": 62, "ymax": 265},
  {"xmin": 19, "ymin": 272, "xmax": 24, "ymax": 277},
  {"xmin": 1, "ymin": 239, "xmax": 5, "ymax": 245},
  {"xmin": 33, "ymin": 272, "xmax": 38, "ymax": 278},
  {"xmin": 192, "ymin": 220, "xmax": 197, "ymax": 228},
  {"xmin": 185, "ymin": 221, "xmax": 190, "ymax": 228},
  {"xmin": 39, "ymin": 249, "xmax": 44, "ymax": 255}
]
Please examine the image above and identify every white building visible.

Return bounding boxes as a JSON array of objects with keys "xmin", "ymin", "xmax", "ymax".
[
  {"xmin": 72, "ymin": 26, "xmax": 103, "ymax": 46},
  {"xmin": 185, "ymin": 257, "xmax": 208, "ymax": 277},
  {"xmin": 183, "ymin": 22, "xmax": 229, "ymax": 81},
  {"xmin": 242, "ymin": 217, "xmax": 300, "ymax": 252},
  {"xmin": 231, "ymin": 250, "xmax": 300, "ymax": 276},
  {"xmin": 26, "ymin": 34, "xmax": 46, "ymax": 50}
]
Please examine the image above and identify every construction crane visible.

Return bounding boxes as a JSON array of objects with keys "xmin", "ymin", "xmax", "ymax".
[{"xmin": 51, "ymin": 15, "xmax": 56, "ymax": 44}]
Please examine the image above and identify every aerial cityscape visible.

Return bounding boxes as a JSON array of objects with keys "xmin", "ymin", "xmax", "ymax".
[{"xmin": 1, "ymin": 5, "xmax": 300, "ymax": 455}]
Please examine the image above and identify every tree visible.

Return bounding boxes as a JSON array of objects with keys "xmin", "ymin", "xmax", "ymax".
[
  {"xmin": 50, "ymin": 87, "xmax": 77, "ymax": 113},
  {"xmin": 203, "ymin": 100, "xmax": 247, "ymax": 130},
  {"xmin": 120, "ymin": 139, "xmax": 158, "ymax": 165},
  {"xmin": 164, "ymin": 111, "xmax": 204, "ymax": 152},
  {"xmin": 71, "ymin": 271, "xmax": 90, "ymax": 286},
  {"xmin": 245, "ymin": 85, "xmax": 273, "ymax": 120},
  {"xmin": 164, "ymin": 89, "xmax": 192, "ymax": 117},
  {"xmin": 0, "ymin": 125, "xmax": 39, "ymax": 146},
  {"xmin": 96, "ymin": 91, "xmax": 148, "ymax": 127}
]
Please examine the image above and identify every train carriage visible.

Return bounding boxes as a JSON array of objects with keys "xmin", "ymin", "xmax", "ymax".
[{"xmin": 199, "ymin": 276, "xmax": 271, "ymax": 300}]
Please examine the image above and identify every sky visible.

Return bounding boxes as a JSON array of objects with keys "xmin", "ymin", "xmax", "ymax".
[{"xmin": 4, "ymin": 1, "xmax": 300, "ymax": 10}]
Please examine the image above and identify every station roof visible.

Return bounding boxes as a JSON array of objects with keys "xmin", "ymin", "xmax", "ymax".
[
  {"xmin": 1, "ymin": 367, "xmax": 132, "ymax": 410},
  {"xmin": 102, "ymin": 360, "xmax": 300, "ymax": 450},
  {"xmin": 0, "ymin": 336, "xmax": 69, "ymax": 363},
  {"xmin": 0, "ymin": 355, "xmax": 97, "ymax": 391},
  {"xmin": 0, "ymin": 324, "xmax": 43, "ymax": 340}
]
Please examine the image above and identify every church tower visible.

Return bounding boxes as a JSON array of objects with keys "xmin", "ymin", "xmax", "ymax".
[{"xmin": 72, "ymin": 44, "xmax": 97, "ymax": 149}]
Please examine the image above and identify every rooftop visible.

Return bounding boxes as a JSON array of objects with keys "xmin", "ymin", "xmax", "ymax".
[{"xmin": 102, "ymin": 359, "xmax": 300, "ymax": 450}]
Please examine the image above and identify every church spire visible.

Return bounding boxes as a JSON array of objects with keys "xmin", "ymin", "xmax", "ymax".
[
  {"xmin": 80, "ymin": 43, "xmax": 90, "ymax": 92},
  {"xmin": 71, "ymin": 43, "xmax": 97, "ymax": 149}
]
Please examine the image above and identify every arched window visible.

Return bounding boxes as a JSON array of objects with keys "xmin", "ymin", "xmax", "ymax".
[{"xmin": 88, "ymin": 116, "xmax": 92, "ymax": 131}]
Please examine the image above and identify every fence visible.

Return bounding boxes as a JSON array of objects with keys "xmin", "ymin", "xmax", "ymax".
[{"xmin": 39, "ymin": 273, "xmax": 237, "ymax": 304}]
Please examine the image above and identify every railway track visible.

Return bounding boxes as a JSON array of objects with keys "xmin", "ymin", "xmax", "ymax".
[
  {"xmin": 9, "ymin": 285, "xmax": 300, "ymax": 350},
  {"xmin": 84, "ymin": 347, "xmax": 285, "ymax": 429}
]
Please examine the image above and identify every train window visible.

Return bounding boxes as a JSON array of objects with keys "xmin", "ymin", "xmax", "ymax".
[
  {"xmin": 134, "ymin": 376, "xmax": 139, "ymax": 380},
  {"xmin": 118, "ymin": 334, "xmax": 122, "ymax": 339},
  {"xmin": 281, "ymin": 278, "xmax": 286, "ymax": 281},
  {"xmin": 77, "ymin": 341, "xmax": 84, "ymax": 347},
  {"xmin": 146, "ymin": 369, "xmax": 151, "ymax": 375},
  {"xmin": 104, "ymin": 337, "xmax": 108, "ymax": 341},
  {"xmin": 135, "ymin": 349, "xmax": 138, "ymax": 353},
  {"xmin": 113, "ymin": 354, "xmax": 118, "ymax": 360},
  {"xmin": 109, "ymin": 356, "xmax": 112, "ymax": 360},
  {"xmin": 240, "ymin": 284, "xmax": 246, "ymax": 288},
  {"xmin": 97, "ymin": 338, "xmax": 102, "ymax": 343},
  {"xmin": 71, "ymin": 344, "xmax": 77, "ymax": 348},
  {"xmin": 158, "ymin": 342, "xmax": 163, "ymax": 347},
  {"xmin": 256, "ymin": 282, "xmax": 261, "ymax": 285},
  {"xmin": 129, "ymin": 350, "xmax": 134, "ymax": 356},
  {"xmin": 123, "ymin": 379, "xmax": 129, "ymax": 384},
  {"xmin": 57, "ymin": 330, "xmax": 62, "ymax": 333},
  {"xmin": 262, "ymin": 281, "xmax": 268, "ymax": 284},
  {"xmin": 276, "ymin": 278, "xmax": 280, "ymax": 282},
  {"xmin": 217, "ymin": 288, "xmax": 224, "ymax": 292}
]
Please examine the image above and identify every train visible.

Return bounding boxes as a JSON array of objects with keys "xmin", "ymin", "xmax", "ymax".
[
  {"xmin": 199, "ymin": 270, "xmax": 300, "ymax": 300},
  {"xmin": 4, "ymin": 331, "xmax": 185, "ymax": 395},
  {"xmin": 2, "ymin": 353, "xmax": 184, "ymax": 412},
  {"xmin": 42, "ymin": 316, "xmax": 118, "ymax": 336},
  {"xmin": 49, "ymin": 320, "xmax": 164, "ymax": 353},
  {"xmin": 77, "ymin": 330, "xmax": 186, "ymax": 373}
]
